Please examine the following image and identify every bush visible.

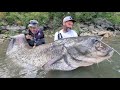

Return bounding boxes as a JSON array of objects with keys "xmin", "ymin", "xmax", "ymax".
[{"xmin": 0, "ymin": 12, "xmax": 120, "ymax": 35}]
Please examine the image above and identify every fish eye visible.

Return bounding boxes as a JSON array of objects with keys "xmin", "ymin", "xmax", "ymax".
[
  {"xmin": 95, "ymin": 40, "xmax": 99, "ymax": 43},
  {"xmin": 92, "ymin": 39, "xmax": 99, "ymax": 44}
]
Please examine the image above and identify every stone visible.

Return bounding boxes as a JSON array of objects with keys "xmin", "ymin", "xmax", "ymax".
[
  {"xmin": 0, "ymin": 39, "xmax": 4, "ymax": 44},
  {"xmin": 88, "ymin": 25, "xmax": 95, "ymax": 31}
]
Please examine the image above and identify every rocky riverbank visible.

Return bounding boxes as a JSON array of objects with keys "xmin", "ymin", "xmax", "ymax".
[
  {"xmin": 76, "ymin": 18, "xmax": 120, "ymax": 37},
  {"xmin": 0, "ymin": 34, "xmax": 8, "ymax": 44},
  {"xmin": 1, "ymin": 18, "xmax": 120, "ymax": 44}
]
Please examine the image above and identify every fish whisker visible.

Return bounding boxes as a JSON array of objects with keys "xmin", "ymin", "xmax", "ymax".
[
  {"xmin": 100, "ymin": 40, "xmax": 120, "ymax": 56},
  {"xmin": 96, "ymin": 62, "xmax": 99, "ymax": 68},
  {"xmin": 107, "ymin": 59, "xmax": 112, "ymax": 64}
]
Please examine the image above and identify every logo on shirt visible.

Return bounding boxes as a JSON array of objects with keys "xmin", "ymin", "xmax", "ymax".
[{"xmin": 38, "ymin": 33, "xmax": 41, "ymax": 36}]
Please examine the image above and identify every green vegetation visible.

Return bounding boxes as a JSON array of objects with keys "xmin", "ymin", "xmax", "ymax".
[
  {"xmin": 0, "ymin": 12, "xmax": 120, "ymax": 25},
  {"xmin": 0, "ymin": 12, "xmax": 120, "ymax": 36}
]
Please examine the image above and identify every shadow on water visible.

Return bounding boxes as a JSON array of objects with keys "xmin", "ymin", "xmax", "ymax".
[{"xmin": 0, "ymin": 36, "xmax": 120, "ymax": 78}]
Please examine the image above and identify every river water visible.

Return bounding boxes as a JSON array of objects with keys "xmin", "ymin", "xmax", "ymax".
[{"xmin": 0, "ymin": 36, "xmax": 120, "ymax": 78}]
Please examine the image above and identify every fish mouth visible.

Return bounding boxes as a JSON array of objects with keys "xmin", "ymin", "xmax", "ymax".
[
  {"xmin": 93, "ymin": 39, "xmax": 114, "ymax": 57},
  {"xmin": 95, "ymin": 48, "xmax": 114, "ymax": 58},
  {"xmin": 80, "ymin": 50, "xmax": 114, "ymax": 64},
  {"xmin": 99, "ymin": 48, "xmax": 113, "ymax": 56}
]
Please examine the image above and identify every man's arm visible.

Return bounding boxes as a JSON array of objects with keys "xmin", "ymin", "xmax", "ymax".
[
  {"xmin": 23, "ymin": 30, "xmax": 33, "ymax": 40},
  {"xmin": 39, "ymin": 30, "xmax": 45, "ymax": 39}
]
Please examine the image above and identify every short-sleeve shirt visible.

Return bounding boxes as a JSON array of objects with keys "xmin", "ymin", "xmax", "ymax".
[{"xmin": 54, "ymin": 29, "xmax": 78, "ymax": 41}]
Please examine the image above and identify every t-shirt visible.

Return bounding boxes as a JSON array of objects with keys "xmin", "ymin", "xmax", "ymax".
[{"xmin": 54, "ymin": 29, "xmax": 78, "ymax": 41}]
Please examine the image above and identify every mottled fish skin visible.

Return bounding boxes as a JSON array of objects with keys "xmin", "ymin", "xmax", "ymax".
[{"xmin": 6, "ymin": 34, "xmax": 114, "ymax": 71}]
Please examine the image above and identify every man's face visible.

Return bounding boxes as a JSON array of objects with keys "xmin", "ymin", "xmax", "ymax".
[
  {"xmin": 63, "ymin": 20, "xmax": 74, "ymax": 29},
  {"xmin": 29, "ymin": 26, "xmax": 38, "ymax": 33}
]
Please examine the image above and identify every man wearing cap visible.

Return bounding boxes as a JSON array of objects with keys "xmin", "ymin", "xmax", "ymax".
[
  {"xmin": 54, "ymin": 16, "xmax": 78, "ymax": 41},
  {"xmin": 24, "ymin": 20, "xmax": 45, "ymax": 48}
]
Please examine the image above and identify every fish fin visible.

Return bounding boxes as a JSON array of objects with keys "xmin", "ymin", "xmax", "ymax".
[
  {"xmin": 6, "ymin": 38, "xmax": 16, "ymax": 52},
  {"xmin": 64, "ymin": 45, "xmax": 83, "ymax": 61},
  {"xmin": 42, "ymin": 55, "xmax": 64, "ymax": 71}
]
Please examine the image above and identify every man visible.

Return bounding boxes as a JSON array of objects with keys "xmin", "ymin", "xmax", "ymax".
[
  {"xmin": 24, "ymin": 20, "xmax": 45, "ymax": 48},
  {"xmin": 54, "ymin": 16, "xmax": 78, "ymax": 41}
]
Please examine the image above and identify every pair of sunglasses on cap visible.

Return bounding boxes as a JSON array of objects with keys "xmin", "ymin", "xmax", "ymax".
[
  {"xmin": 29, "ymin": 20, "xmax": 39, "ymax": 24},
  {"xmin": 28, "ymin": 20, "xmax": 39, "ymax": 27}
]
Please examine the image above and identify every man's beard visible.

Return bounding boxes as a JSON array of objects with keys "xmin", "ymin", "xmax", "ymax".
[
  {"xmin": 67, "ymin": 27, "xmax": 72, "ymax": 29},
  {"xmin": 63, "ymin": 25, "xmax": 72, "ymax": 30}
]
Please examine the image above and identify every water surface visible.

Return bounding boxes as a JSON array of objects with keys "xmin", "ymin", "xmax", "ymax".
[{"xmin": 0, "ymin": 36, "xmax": 120, "ymax": 78}]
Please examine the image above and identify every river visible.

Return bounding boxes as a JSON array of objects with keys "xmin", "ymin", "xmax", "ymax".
[{"xmin": 0, "ymin": 36, "xmax": 120, "ymax": 78}]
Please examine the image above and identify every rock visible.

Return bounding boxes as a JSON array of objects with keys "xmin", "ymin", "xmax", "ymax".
[
  {"xmin": 0, "ymin": 25, "xmax": 26, "ymax": 31},
  {"xmin": 0, "ymin": 29, "xmax": 9, "ymax": 34},
  {"xmin": 90, "ymin": 30, "xmax": 98, "ymax": 34},
  {"xmin": 79, "ymin": 24, "xmax": 88, "ymax": 28},
  {"xmin": 114, "ymin": 24, "xmax": 120, "ymax": 31},
  {"xmin": 84, "ymin": 22, "xmax": 91, "ymax": 25},
  {"xmin": 82, "ymin": 27, "xmax": 89, "ymax": 31},
  {"xmin": 108, "ymin": 31, "xmax": 114, "ymax": 36},
  {"xmin": 0, "ymin": 34, "xmax": 4, "ymax": 39},
  {"xmin": 0, "ymin": 39, "xmax": 4, "ymax": 44},
  {"xmin": 78, "ymin": 18, "xmax": 118, "ymax": 38},
  {"xmin": 98, "ymin": 31, "xmax": 114, "ymax": 37},
  {"xmin": 80, "ymin": 32, "xmax": 94, "ymax": 36},
  {"xmin": 104, "ymin": 33, "xmax": 109, "ymax": 38},
  {"xmin": 115, "ymin": 30, "xmax": 120, "ymax": 35},
  {"xmin": 0, "ymin": 35, "xmax": 2, "ymax": 39},
  {"xmin": 98, "ymin": 31, "xmax": 106, "ymax": 36},
  {"xmin": 94, "ymin": 18, "xmax": 113, "ymax": 26},
  {"xmin": 94, "ymin": 18, "xmax": 114, "ymax": 29},
  {"xmin": 96, "ymin": 25, "xmax": 103, "ymax": 29},
  {"xmin": 88, "ymin": 25, "xmax": 95, "ymax": 31},
  {"xmin": 101, "ymin": 24, "xmax": 108, "ymax": 28},
  {"xmin": 107, "ymin": 27, "xmax": 115, "ymax": 31},
  {"xmin": 1, "ymin": 26, "xmax": 8, "ymax": 30},
  {"xmin": 0, "ymin": 34, "xmax": 8, "ymax": 39}
]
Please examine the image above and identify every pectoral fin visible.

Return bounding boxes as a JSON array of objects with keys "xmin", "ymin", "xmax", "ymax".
[
  {"xmin": 42, "ymin": 55, "xmax": 64, "ymax": 71},
  {"xmin": 65, "ymin": 45, "xmax": 83, "ymax": 61},
  {"xmin": 6, "ymin": 38, "xmax": 16, "ymax": 52}
]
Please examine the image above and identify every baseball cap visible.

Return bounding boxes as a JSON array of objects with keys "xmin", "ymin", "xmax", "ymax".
[
  {"xmin": 28, "ymin": 24, "xmax": 38, "ymax": 27},
  {"xmin": 28, "ymin": 20, "xmax": 38, "ymax": 27},
  {"xmin": 29, "ymin": 20, "xmax": 39, "ymax": 24},
  {"xmin": 63, "ymin": 16, "xmax": 76, "ymax": 23}
]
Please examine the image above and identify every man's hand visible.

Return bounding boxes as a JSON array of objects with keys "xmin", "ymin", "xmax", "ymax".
[
  {"xmin": 26, "ymin": 35, "xmax": 33, "ymax": 40},
  {"xmin": 33, "ymin": 43, "xmax": 37, "ymax": 48},
  {"xmin": 33, "ymin": 45, "xmax": 36, "ymax": 48}
]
